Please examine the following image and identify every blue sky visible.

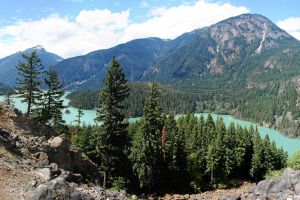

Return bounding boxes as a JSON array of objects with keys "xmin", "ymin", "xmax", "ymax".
[{"xmin": 0, "ymin": 0, "xmax": 300, "ymax": 59}]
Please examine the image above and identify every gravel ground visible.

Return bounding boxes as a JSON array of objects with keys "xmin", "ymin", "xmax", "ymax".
[{"xmin": 0, "ymin": 159, "xmax": 36, "ymax": 200}]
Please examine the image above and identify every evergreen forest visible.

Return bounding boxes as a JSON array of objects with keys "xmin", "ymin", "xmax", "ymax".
[
  {"xmin": 7, "ymin": 51, "xmax": 298, "ymax": 195},
  {"xmin": 67, "ymin": 78, "xmax": 300, "ymax": 138}
]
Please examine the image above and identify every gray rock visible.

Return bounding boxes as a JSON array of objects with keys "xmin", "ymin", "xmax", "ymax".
[
  {"xmin": 47, "ymin": 135, "xmax": 82, "ymax": 172},
  {"xmin": 29, "ymin": 145, "xmax": 38, "ymax": 153},
  {"xmin": 12, "ymin": 148, "xmax": 21, "ymax": 154},
  {"xmin": 27, "ymin": 178, "xmax": 95, "ymax": 200},
  {"xmin": 38, "ymin": 159, "xmax": 49, "ymax": 168},
  {"xmin": 120, "ymin": 190, "xmax": 127, "ymax": 196},
  {"xmin": 34, "ymin": 168, "xmax": 51, "ymax": 182},
  {"xmin": 253, "ymin": 179, "xmax": 275, "ymax": 196},
  {"xmin": 29, "ymin": 180, "xmax": 37, "ymax": 187},
  {"xmin": 40, "ymin": 142, "xmax": 51, "ymax": 153},
  {"xmin": 110, "ymin": 190, "xmax": 119, "ymax": 197},
  {"xmin": 38, "ymin": 136, "xmax": 46, "ymax": 143},
  {"xmin": 253, "ymin": 167, "xmax": 300, "ymax": 197}
]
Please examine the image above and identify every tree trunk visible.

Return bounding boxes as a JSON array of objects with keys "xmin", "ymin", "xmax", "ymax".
[
  {"xmin": 211, "ymin": 168, "xmax": 213, "ymax": 185},
  {"xmin": 103, "ymin": 171, "xmax": 106, "ymax": 189}
]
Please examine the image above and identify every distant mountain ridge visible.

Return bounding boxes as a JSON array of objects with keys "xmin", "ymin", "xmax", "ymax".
[
  {"xmin": 2, "ymin": 14, "xmax": 300, "ymax": 91},
  {"xmin": 47, "ymin": 13, "xmax": 300, "ymax": 91},
  {"xmin": 142, "ymin": 14, "xmax": 300, "ymax": 88},
  {"xmin": 0, "ymin": 45, "xmax": 63, "ymax": 87},
  {"xmin": 48, "ymin": 28, "xmax": 203, "ymax": 90}
]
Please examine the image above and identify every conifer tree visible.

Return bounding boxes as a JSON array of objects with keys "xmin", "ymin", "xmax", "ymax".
[
  {"xmin": 214, "ymin": 117, "xmax": 226, "ymax": 180},
  {"xmin": 74, "ymin": 105, "xmax": 84, "ymax": 127},
  {"xmin": 205, "ymin": 112, "xmax": 215, "ymax": 143},
  {"xmin": 250, "ymin": 130, "xmax": 263, "ymax": 180},
  {"xmin": 44, "ymin": 67, "xmax": 65, "ymax": 120},
  {"xmin": 243, "ymin": 125, "xmax": 253, "ymax": 177},
  {"xmin": 4, "ymin": 90, "xmax": 15, "ymax": 105},
  {"xmin": 130, "ymin": 81, "xmax": 162, "ymax": 192},
  {"xmin": 14, "ymin": 51, "xmax": 44, "ymax": 117},
  {"xmin": 165, "ymin": 111, "xmax": 178, "ymax": 166},
  {"xmin": 262, "ymin": 134, "xmax": 273, "ymax": 173},
  {"xmin": 34, "ymin": 67, "xmax": 66, "ymax": 130},
  {"xmin": 235, "ymin": 125, "xmax": 246, "ymax": 178},
  {"xmin": 206, "ymin": 139, "xmax": 217, "ymax": 185},
  {"xmin": 94, "ymin": 56, "xmax": 130, "ymax": 188},
  {"xmin": 224, "ymin": 122, "xmax": 236, "ymax": 175}
]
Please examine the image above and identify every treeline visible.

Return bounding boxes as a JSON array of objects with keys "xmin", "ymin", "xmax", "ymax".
[
  {"xmin": 72, "ymin": 86, "xmax": 288, "ymax": 194},
  {"xmin": 66, "ymin": 82, "xmax": 201, "ymax": 118},
  {"xmin": 238, "ymin": 82, "xmax": 300, "ymax": 137},
  {"xmin": 67, "ymin": 78, "xmax": 300, "ymax": 138}
]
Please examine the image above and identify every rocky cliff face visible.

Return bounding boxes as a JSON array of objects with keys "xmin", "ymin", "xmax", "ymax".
[
  {"xmin": 0, "ymin": 101, "xmax": 106, "ymax": 199},
  {"xmin": 143, "ymin": 13, "xmax": 300, "ymax": 89},
  {"xmin": 0, "ymin": 101, "xmax": 58, "ymax": 138}
]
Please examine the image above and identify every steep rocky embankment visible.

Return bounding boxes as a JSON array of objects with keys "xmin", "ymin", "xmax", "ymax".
[{"xmin": 0, "ymin": 102, "xmax": 127, "ymax": 200}]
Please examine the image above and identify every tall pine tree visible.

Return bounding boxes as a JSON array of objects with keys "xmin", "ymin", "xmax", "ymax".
[
  {"xmin": 14, "ymin": 51, "xmax": 44, "ymax": 117},
  {"xmin": 94, "ymin": 56, "xmax": 130, "ymax": 188},
  {"xmin": 130, "ymin": 81, "xmax": 163, "ymax": 193}
]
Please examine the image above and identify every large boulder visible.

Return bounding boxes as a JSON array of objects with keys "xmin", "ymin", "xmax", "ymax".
[
  {"xmin": 47, "ymin": 134, "xmax": 82, "ymax": 172},
  {"xmin": 251, "ymin": 167, "xmax": 300, "ymax": 198},
  {"xmin": 27, "ymin": 177, "xmax": 94, "ymax": 200}
]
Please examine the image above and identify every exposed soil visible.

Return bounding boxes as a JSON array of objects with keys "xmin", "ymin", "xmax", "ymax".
[{"xmin": 0, "ymin": 157, "xmax": 36, "ymax": 200}]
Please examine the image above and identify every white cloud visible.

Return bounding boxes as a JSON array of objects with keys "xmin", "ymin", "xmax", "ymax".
[
  {"xmin": 277, "ymin": 17, "xmax": 300, "ymax": 40},
  {"xmin": 120, "ymin": 0, "xmax": 249, "ymax": 43},
  {"xmin": 139, "ymin": 1, "xmax": 150, "ymax": 8},
  {"xmin": 0, "ymin": 10, "xmax": 130, "ymax": 59},
  {"xmin": 0, "ymin": 0, "xmax": 250, "ymax": 59},
  {"xmin": 147, "ymin": 6, "xmax": 167, "ymax": 17},
  {"xmin": 43, "ymin": 7, "xmax": 55, "ymax": 13}
]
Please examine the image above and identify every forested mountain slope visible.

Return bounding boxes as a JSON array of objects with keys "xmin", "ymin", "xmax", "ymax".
[
  {"xmin": 51, "ymin": 28, "xmax": 203, "ymax": 90},
  {"xmin": 49, "ymin": 13, "xmax": 300, "ymax": 91},
  {"xmin": 143, "ymin": 14, "xmax": 300, "ymax": 89},
  {"xmin": 66, "ymin": 82, "xmax": 201, "ymax": 118},
  {"xmin": 0, "ymin": 45, "xmax": 63, "ymax": 87},
  {"xmin": 0, "ymin": 82, "xmax": 14, "ymax": 95}
]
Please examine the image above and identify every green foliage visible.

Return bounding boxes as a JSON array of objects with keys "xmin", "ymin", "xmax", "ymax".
[
  {"xmin": 73, "ymin": 110, "xmax": 288, "ymax": 194},
  {"xmin": 94, "ymin": 56, "xmax": 130, "ymax": 188},
  {"xmin": 109, "ymin": 177, "xmax": 129, "ymax": 191},
  {"xmin": 74, "ymin": 105, "xmax": 84, "ymax": 127},
  {"xmin": 130, "ymin": 81, "xmax": 163, "ymax": 191},
  {"xmin": 3, "ymin": 90, "xmax": 15, "ymax": 105},
  {"xmin": 14, "ymin": 51, "xmax": 44, "ymax": 117},
  {"xmin": 287, "ymin": 149, "xmax": 300, "ymax": 170},
  {"xmin": 33, "ymin": 66, "xmax": 67, "ymax": 134},
  {"xmin": 265, "ymin": 168, "xmax": 286, "ymax": 180},
  {"xmin": 66, "ymin": 82, "xmax": 200, "ymax": 118}
]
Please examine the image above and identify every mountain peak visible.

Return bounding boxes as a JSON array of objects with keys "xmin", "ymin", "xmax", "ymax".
[
  {"xmin": 26, "ymin": 45, "xmax": 45, "ymax": 52},
  {"xmin": 204, "ymin": 13, "xmax": 292, "ymax": 55}
]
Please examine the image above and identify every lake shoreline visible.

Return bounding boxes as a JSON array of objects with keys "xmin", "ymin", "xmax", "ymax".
[{"xmin": 1, "ymin": 93, "xmax": 299, "ymax": 155}]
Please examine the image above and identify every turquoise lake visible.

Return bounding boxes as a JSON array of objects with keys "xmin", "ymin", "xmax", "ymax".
[{"xmin": 1, "ymin": 91, "xmax": 300, "ymax": 156}]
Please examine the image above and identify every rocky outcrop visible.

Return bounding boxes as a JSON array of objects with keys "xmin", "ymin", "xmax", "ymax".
[
  {"xmin": 245, "ymin": 167, "xmax": 300, "ymax": 199},
  {"xmin": 0, "ymin": 101, "xmax": 57, "ymax": 138},
  {"xmin": 27, "ymin": 177, "xmax": 94, "ymax": 200},
  {"xmin": 47, "ymin": 134, "xmax": 82, "ymax": 172}
]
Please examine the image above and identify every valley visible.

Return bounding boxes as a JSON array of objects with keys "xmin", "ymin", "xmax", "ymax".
[{"xmin": 2, "ymin": 12, "xmax": 300, "ymax": 198}]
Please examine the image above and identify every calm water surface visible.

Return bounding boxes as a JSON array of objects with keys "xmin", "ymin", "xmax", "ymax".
[{"xmin": 1, "ymin": 91, "xmax": 299, "ymax": 155}]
